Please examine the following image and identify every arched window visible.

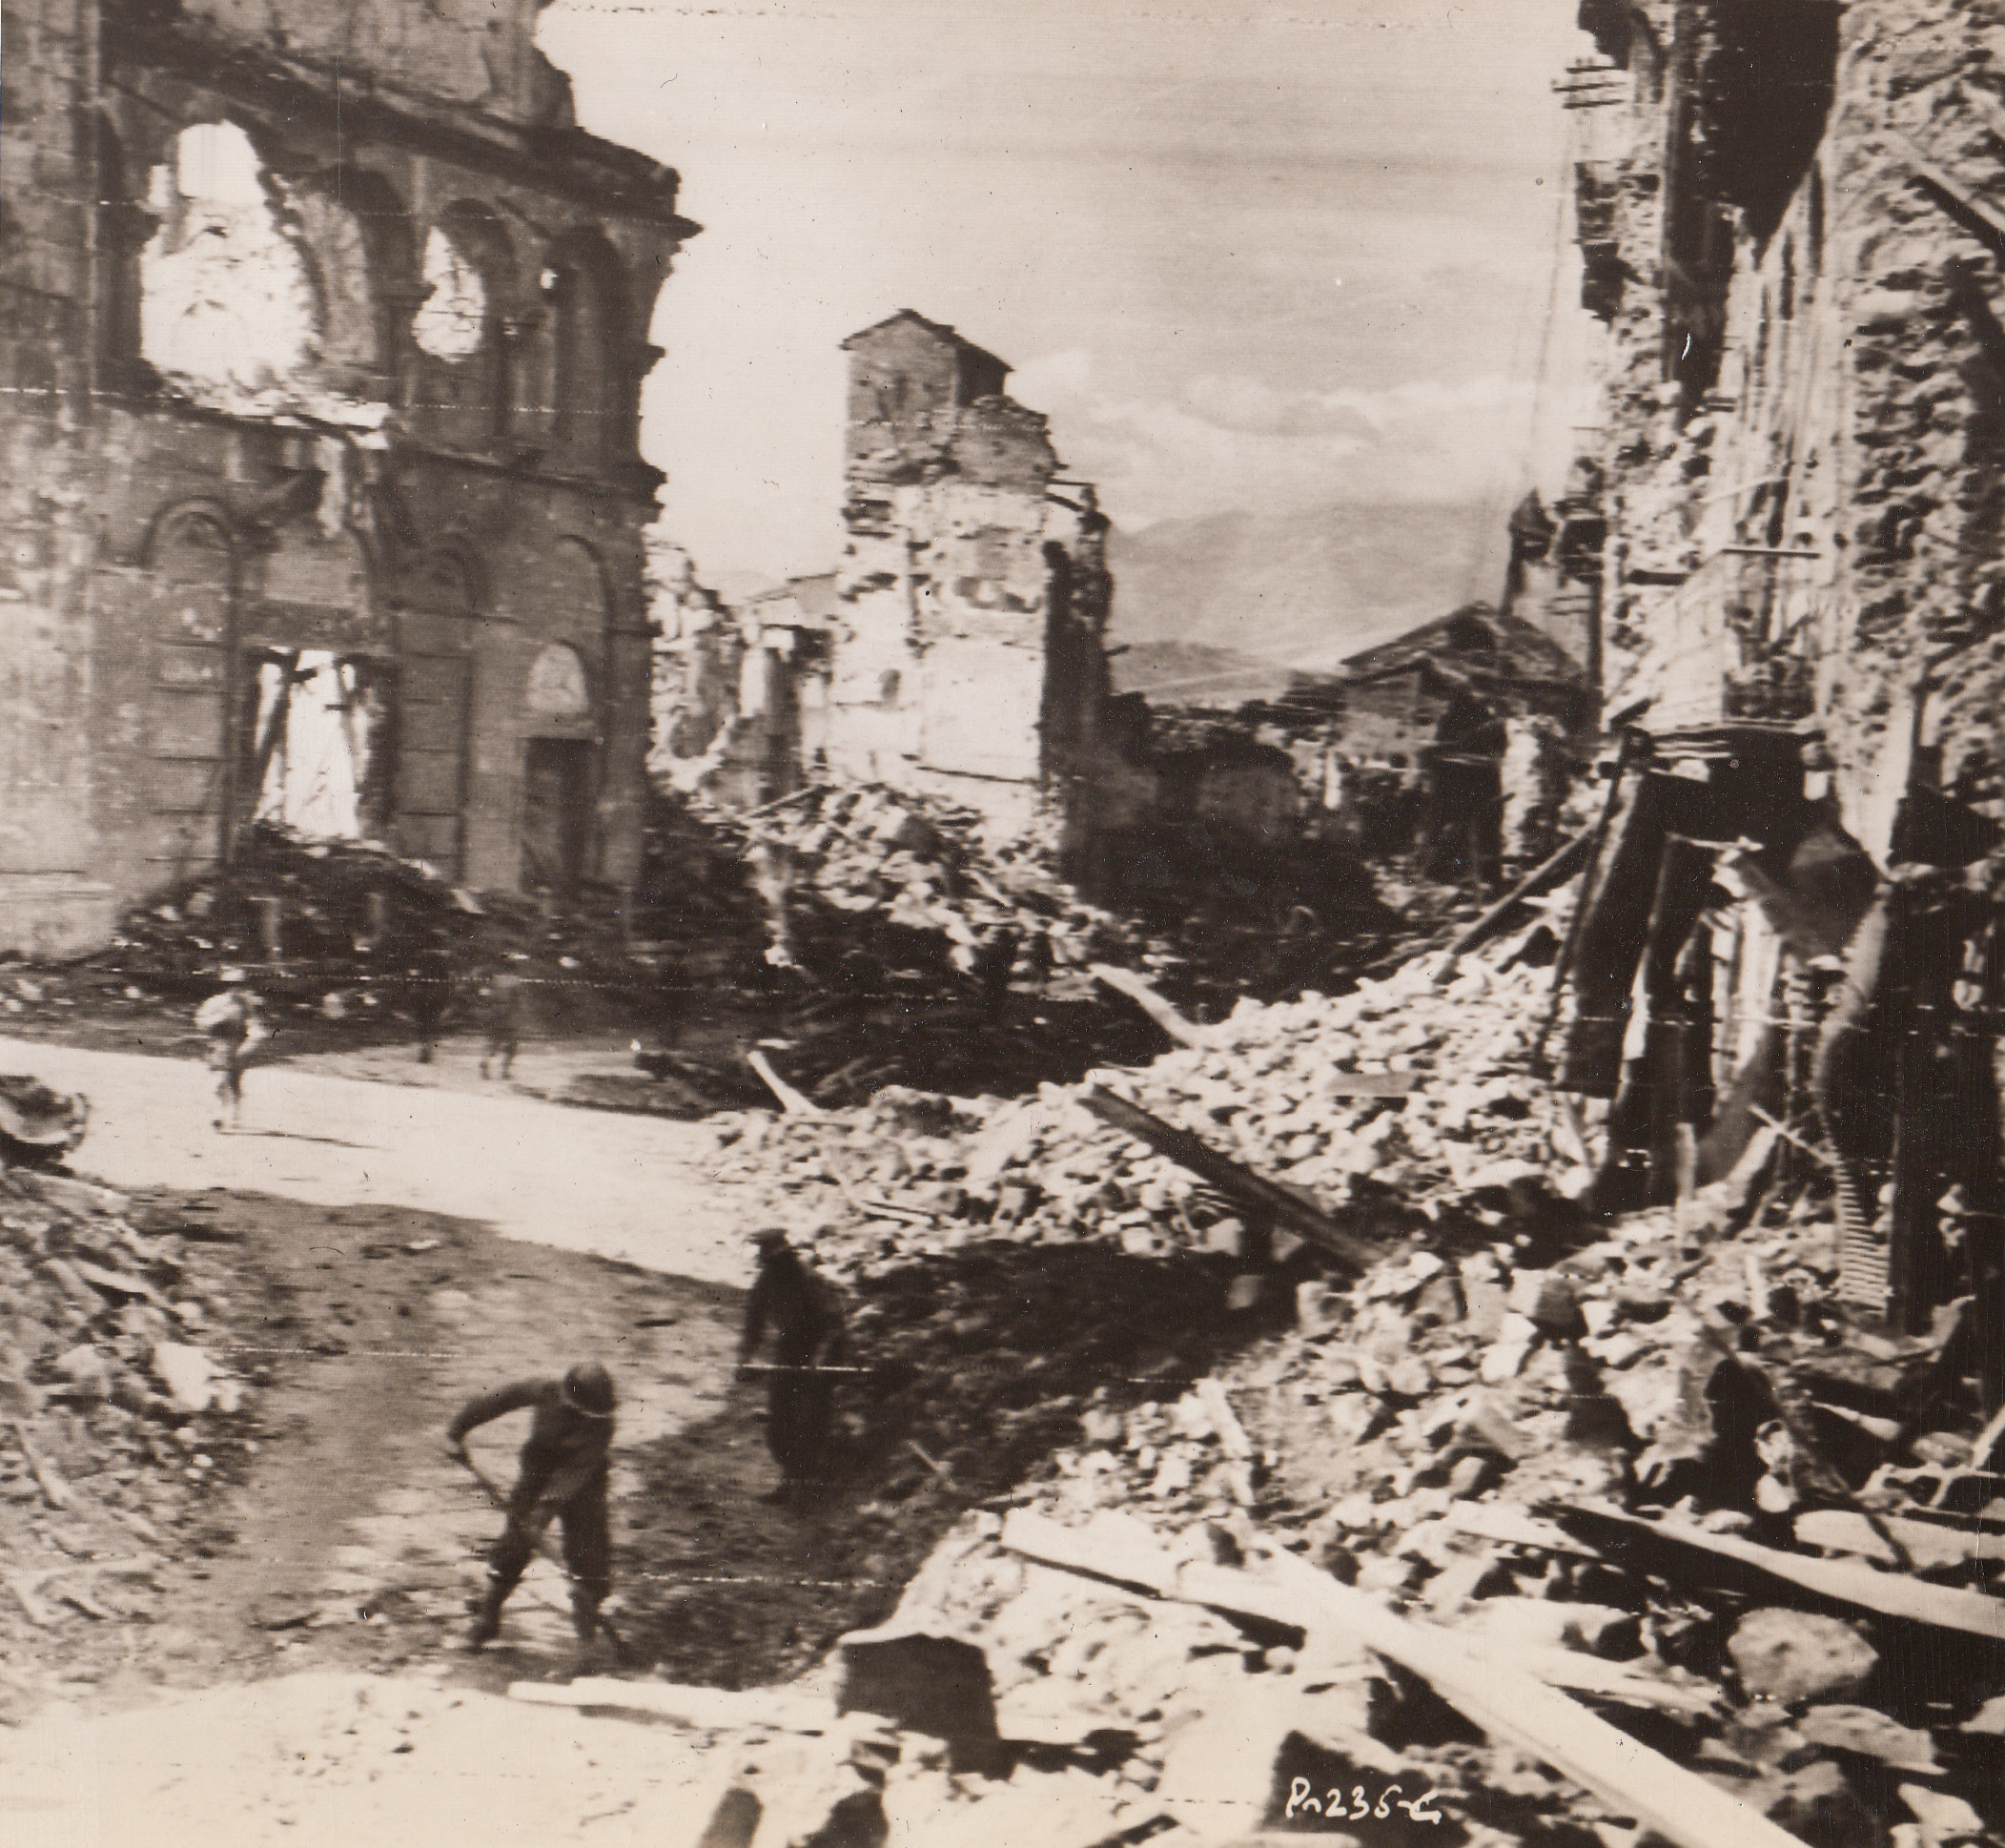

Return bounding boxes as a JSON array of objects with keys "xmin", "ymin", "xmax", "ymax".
[
  {"xmin": 140, "ymin": 122, "xmax": 317, "ymax": 400},
  {"xmin": 414, "ymin": 226, "xmax": 488, "ymax": 362},
  {"xmin": 150, "ymin": 506, "xmax": 235, "ymax": 603},
  {"xmin": 543, "ymin": 231, "xmax": 633, "ymax": 465},
  {"xmin": 412, "ymin": 204, "xmax": 514, "ymax": 447}
]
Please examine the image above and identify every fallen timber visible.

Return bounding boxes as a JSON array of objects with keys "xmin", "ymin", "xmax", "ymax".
[
  {"xmin": 1078, "ymin": 1085, "xmax": 1389, "ymax": 1271},
  {"xmin": 1550, "ymin": 1504, "xmax": 2005, "ymax": 1644},
  {"xmin": 1000, "ymin": 1509, "xmax": 1808, "ymax": 1848}
]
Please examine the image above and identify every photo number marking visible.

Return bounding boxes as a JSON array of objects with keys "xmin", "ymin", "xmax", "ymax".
[{"xmin": 1284, "ymin": 1776, "xmax": 1442, "ymax": 1824}]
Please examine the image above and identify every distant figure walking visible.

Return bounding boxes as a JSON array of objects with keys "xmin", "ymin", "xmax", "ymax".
[
  {"xmin": 404, "ymin": 940, "xmax": 460, "ymax": 1065},
  {"xmin": 738, "ymin": 1229, "xmax": 848, "ymax": 1505},
  {"xmin": 194, "ymin": 979, "xmax": 269, "ymax": 1134},
  {"xmin": 447, "ymin": 1361, "xmax": 617, "ymax": 1654},
  {"xmin": 479, "ymin": 954, "xmax": 532, "ymax": 1080}
]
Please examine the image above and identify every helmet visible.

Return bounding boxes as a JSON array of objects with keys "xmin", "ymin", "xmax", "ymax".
[
  {"xmin": 561, "ymin": 1362, "xmax": 616, "ymax": 1417},
  {"xmin": 751, "ymin": 1227, "xmax": 790, "ymax": 1253}
]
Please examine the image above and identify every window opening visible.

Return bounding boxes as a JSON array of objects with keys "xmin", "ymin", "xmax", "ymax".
[
  {"xmin": 141, "ymin": 122, "xmax": 317, "ymax": 400},
  {"xmin": 248, "ymin": 647, "xmax": 393, "ymax": 839},
  {"xmin": 413, "ymin": 225, "xmax": 488, "ymax": 363}
]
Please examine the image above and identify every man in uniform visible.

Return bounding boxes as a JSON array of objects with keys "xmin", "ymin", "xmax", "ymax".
[
  {"xmin": 446, "ymin": 1360, "xmax": 617, "ymax": 1653},
  {"xmin": 738, "ymin": 1229, "xmax": 847, "ymax": 1504},
  {"xmin": 479, "ymin": 952, "xmax": 532, "ymax": 1080},
  {"xmin": 194, "ymin": 977, "xmax": 269, "ymax": 1134}
]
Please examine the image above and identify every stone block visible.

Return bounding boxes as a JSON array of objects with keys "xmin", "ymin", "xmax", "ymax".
[
  {"xmin": 1729, "ymin": 1610, "xmax": 1879, "ymax": 1707},
  {"xmin": 836, "ymin": 1630, "xmax": 997, "ymax": 1750}
]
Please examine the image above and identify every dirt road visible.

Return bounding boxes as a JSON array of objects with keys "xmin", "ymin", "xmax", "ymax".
[
  {"xmin": 0, "ymin": 1034, "xmax": 744, "ymax": 1283},
  {"xmin": 0, "ymin": 1033, "xmax": 933, "ymax": 1716}
]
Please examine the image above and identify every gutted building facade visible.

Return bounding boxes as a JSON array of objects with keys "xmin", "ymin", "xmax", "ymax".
[
  {"xmin": 829, "ymin": 312, "xmax": 1115, "ymax": 842},
  {"xmin": 0, "ymin": 0, "xmax": 695, "ymax": 950},
  {"xmin": 1555, "ymin": 0, "xmax": 2005, "ymax": 1336}
]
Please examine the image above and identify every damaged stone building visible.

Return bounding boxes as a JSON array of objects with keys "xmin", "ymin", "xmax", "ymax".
[
  {"xmin": 654, "ymin": 311, "xmax": 1118, "ymax": 866},
  {"xmin": 1552, "ymin": 0, "xmax": 2005, "ymax": 1348},
  {"xmin": 827, "ymin": 312, "xmax": 1115, "ymax": 845},
  {"xmin": 0, "ymin": 0, "xmax": 695, "ymax": 952}
]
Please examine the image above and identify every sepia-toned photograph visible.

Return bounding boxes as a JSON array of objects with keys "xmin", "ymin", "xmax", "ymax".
[{"xmin": 1, "ymin": 0, "xmax": 2002, "ymax": 1841}]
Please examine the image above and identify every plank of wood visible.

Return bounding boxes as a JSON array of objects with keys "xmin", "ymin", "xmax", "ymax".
[
  {"xmin": 747, "ymin": 1049, "xmax": 826, "ymax": 1119},
  {"xmin": 1794, "ymin": 1509, "xmax": 2002, "ymax": 1575},
  {"xmin": 1553, "ymin": 1505, "xmax": 2005, "ymax": 1642},
  {"xmin": 1090, "ymin": 963, "xmax": 1217, "ymax": 1050},
  {"xmin": 1438, "ymin": 829, "xmax": 1592, "ymax": 971},
  {"xmin": 1078, "ymin": 1087, "xmax": 1382, "ymax": 1271},
  {"xmin": 1442, "ymin": 1500, "xmax": 1598, "ymax": 1557},
  {"xmin": 1000, "ymin": 1510, "xmax": 1803, "ymax": 1848},
  {"xmin": 11, "ymin": 1422, "xmax": 72, "ymax": 1510}
]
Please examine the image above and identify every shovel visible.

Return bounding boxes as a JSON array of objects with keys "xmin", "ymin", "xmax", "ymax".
[{"xmin": 455, "ymin": 1448, "xmax": 633, "ymax": 1664}]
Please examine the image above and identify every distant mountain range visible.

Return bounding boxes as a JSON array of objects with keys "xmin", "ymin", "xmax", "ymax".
[
  {"xmin": 1108, "ymin": 640, "xmax": 1294, "ymax": 703},
  {"xmin": 1104, "ymin": 503, "xmax": 1505, "ymax": 690}
]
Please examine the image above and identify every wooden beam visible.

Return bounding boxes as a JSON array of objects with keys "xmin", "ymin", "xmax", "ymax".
[
  {"xmin": 1089, "ymin": 963, "xmax": 1218, "ymax": 1050},
  {"xmin": 1896, "ymin": 126, "xmax": 2005, "ymax": 251},
  {"xmin": 747, "ymin": 1049, "xmax": 825, "ymax": 1118},
  {"xmin": 1078, "ymin": 1086, "xmax": 1383, "ymax": 1271},
  {"xmin": 1436, "ymin": 829, "xmax": 1592, "ymax": 975},
  {"xmin": 1552, "ymin": 1505, "xmax": 2005, "ymax": 1642},
  {"xmin": 1000, "ymin": 1511, "xmax": 1804, "ymax": 1848}
]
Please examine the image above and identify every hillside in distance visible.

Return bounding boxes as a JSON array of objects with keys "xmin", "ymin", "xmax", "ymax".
[
  {"xmin": 1105, "ymin": 503, "xmax": 1503, "ymax": 680},
  {"xmin": 1108, "ymin": 640, "xmax": 1294, "ymax": 704}
]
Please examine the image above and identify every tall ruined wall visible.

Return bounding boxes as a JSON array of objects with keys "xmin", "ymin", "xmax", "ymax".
[
  {"xmin": 1575, "ymin": 0, "xmax": 2005, "ymax": 859},
  {"xmin": 0, "ymin": 0, "xmax": 693, "ymax": 944},
  {"xmin": 830, "ymin": 322, "xmax": 1112, "ymax": 837},
  {"xmin": 174, "ymin": 0, "xmax": 576, "ymax": 125},
  {"xmin": 0, "ymin": 0, "xmax": 125, "ymax": 949}
]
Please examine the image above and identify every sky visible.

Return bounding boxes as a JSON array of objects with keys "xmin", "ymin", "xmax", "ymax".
[{"xmin": 538, "ymin": 0, "xmax": 1601, "ymax": 594}]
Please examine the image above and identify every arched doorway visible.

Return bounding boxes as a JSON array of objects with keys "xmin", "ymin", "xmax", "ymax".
[{"xmin": 520, "ymin": 641, "xmax": 593, "ymax": 897}]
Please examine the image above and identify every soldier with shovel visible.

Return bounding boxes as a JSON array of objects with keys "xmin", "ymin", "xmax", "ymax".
[{"xmin": 446, "ymin": 1361, "xmax": 620, "ymax": 1657}]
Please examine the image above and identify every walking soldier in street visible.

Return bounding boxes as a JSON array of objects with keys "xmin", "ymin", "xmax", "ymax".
[
  {"xmin": 194, "ymin": 976, "xmax": 269, "ymax": 1135},
  {"xmin": 447, "ymin": 1361, "xmax": 617, "ymax": 1653},
  {"xmin": 738, "ymin": 1229, "xmax": 848, "ymax": 1505}
]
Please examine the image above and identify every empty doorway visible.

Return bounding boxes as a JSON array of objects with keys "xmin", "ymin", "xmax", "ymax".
[{"xmin": 520, "ymin": 738, "xmax": 593, "ymax": 897}]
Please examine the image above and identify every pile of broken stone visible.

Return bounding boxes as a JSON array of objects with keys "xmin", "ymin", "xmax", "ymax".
[
  {"xmin": 0, "ymin": 1162, "xmax": 255, "ymax": 1707},
  {"xmin": 711, "ymin": 937, "xmax": 1585, "ymax": 1266},
  {"xmin": 682, "ymin": 927, "xmax": 2005, "ymax": 1848}
]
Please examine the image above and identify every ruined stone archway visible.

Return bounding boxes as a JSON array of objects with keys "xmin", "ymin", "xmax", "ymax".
[{"xmin": 542, "ymin": 228, "xmax": 636, "ymax": 467}]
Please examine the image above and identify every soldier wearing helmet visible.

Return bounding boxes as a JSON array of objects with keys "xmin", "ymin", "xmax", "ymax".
[
  {"xmin": 447, "ymin": 1360, "xmax": 617, "ymax": 1653},
  {"xmin": 738, "ymin": 1229, "xmax": 848, "ymax": 1505}
]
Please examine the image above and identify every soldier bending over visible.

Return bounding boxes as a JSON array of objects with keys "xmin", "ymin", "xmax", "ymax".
[
  {"xmin": 447, "ymin": 1361, "xmax": 616, "ymax": 1653},
  {"xmin": 194, "ymin": 980, "xmax": 269, "ymax": 1134}
]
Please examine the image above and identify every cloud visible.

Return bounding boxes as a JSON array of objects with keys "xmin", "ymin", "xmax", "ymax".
[{"xmin": 1011, "ymin": 354, "xmax": 1547, "ymax": 528}]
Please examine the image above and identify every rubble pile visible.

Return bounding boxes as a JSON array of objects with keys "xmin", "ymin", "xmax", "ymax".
[
  {"xmin": 705, "ymin": 779, "xmax": 1418, "ymax": 1013},
  {"xmin": 608, "ymin": 1200, "xmax": 2004, "ymax": 1848},
  {"xmin": 628, "ymin": 786, "xmax": 1185, "ymax": 1104},
  {"xmin": 0, "ymin": 1163, "xmax": 256, "ymax": 1715},
  {"xmin": 710, "ymin": 926, "xmax": 1584, "ymax": 1269},
  {"xmin": 691, "ymin": 902, "xmax": 2005, "ymax": 1846},
  {"xmin": 10, "ymin": 824, "xmax": 657, "ymax": 1042}
]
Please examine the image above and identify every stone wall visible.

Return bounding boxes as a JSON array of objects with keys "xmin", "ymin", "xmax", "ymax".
[
  {"xmin": 1572, "ymin": 0, "xmax": 2005, "ymax": 859},
  {"xmin": 828, "ymin": 315, "xmax": 1115, "ymax": 855},
  {"xmin": 0, "ymin": 0, "xmax": 694, "ymax": 946}
]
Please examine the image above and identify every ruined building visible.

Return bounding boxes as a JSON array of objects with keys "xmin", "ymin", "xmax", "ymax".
[
  {"xmin": 828, "ymin": 312, "xmax": 1115, "ymax": 840},
  {"xmin": 0, "ymin": 0, "xmax": 695, "ymax": 951},
  {"xmin": 653, "ymin": 311, "xmax": 1116, "ymax": 863},
  {"xmin": 1553, "ymin": 0, "xmax": 2005, "ymax": 1338}
]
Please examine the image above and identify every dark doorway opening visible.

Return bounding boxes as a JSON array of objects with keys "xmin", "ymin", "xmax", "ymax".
[{"xmin": 521, "ymin": 737, "xmax": 593, "ymax": 898}]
